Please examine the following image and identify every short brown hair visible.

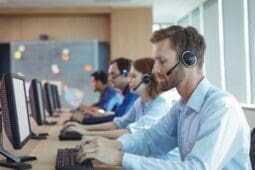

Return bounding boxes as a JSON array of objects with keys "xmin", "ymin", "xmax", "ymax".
[
  {"xmin": 132, "ymin": 58, "xmax": 158, "ymax": 99},
  {"xmin": 150, "ymin": 25, "xmax": 206, "ymax": 69}
]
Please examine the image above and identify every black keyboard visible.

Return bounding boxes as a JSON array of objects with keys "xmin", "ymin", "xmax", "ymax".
[
  {"xmin": 56, "ymin": 148, "xmax": 94, "ymax": 170},
  {"xmin": 59, "ymin": 130, "xmax": 82, "ymax": 141}
]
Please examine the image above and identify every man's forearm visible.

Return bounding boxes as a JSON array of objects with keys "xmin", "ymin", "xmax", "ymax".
[
  {"xmin": 84, "ymin": 122, "xmax": 117, "ymax": 131},
  {"xmin": 86, "ymin": 129, "xmax": 129, "ymax": 139}
]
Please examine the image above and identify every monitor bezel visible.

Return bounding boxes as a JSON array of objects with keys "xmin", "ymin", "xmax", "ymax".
[
  {"xmin": 54, "ymin": 85, "xmax": 61, "ymax": 109},
  {"xmin": 29, "ymin": 79, "xmax": 45, "ymax": 125},
  {"xmin": 2, "ymin": 73, "xmax": 32, "ymax": 149},
  {"xmin": 44, "ymin": 82, "xmax": 55, "ymax": 116}
]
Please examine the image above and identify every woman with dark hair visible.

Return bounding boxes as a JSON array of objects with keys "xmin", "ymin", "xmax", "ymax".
[{"xmin": 63, "ymin": 58, "xmax": 171, "ymax": 139}]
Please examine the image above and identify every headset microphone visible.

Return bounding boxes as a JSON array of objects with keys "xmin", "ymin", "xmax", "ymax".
[
  {"xmin": 132, "ymin": 74, "xmax": 151, "ymax": 91},
  {"xmin": 111, "ymin": 74, "xmax": 121, "ymax": 80},
  {"xmin": 166, "ymin": 60, "xmax": 180, "ymax": 76},
  {"xmin": 133, "ymin": 81, "xmax": 143, "ymax": 91},
  {"xmin": 111, "ymin": 69, "xmax": 128, "ymax": 79}
]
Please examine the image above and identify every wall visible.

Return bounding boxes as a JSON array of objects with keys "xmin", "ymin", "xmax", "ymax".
[
  {"xmin": 0, "ymin": 7, "xmax": 152, "ymax": 61},
  {"xmin": 0, "ymin": 15, "xmax": 110, "ymax": 42},
  {"xmin": 111, "ymin": 8, "xmax": 152, "ymax": 59}
]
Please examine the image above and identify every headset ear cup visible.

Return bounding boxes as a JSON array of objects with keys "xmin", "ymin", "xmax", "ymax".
[
  {"xmin": 122, "ymin": 69, "xmax": 128, "ymax": 77},
  {"xmin": 142, "ymin": 74, "xmax": 152, "ymax": 84},
  {"xmin": 181, "ymin": 51, "xmax": 197, "ymax": 68}
]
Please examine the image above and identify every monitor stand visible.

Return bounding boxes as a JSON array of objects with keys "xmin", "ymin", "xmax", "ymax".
[
  {"xmin": 31, "ymin": 130, "xmax": 48, "ymax": 140},
  {"xmin": 0, "ymin": 146, "xmax": 37, "ymax": 169}
]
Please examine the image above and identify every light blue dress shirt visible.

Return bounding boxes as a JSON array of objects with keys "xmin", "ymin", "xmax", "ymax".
[
  {"xmin": 118, "ymin": 78, "xmax": 251, "ymax": 170},
  {"xmin": 114, "ymin": 96, "xmax": 171, "ymax": 133}
]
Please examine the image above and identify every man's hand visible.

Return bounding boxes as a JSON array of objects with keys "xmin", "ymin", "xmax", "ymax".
[
  {"xmin": 76, "ymin": 136, "xmax": 123, "ymax": 166},
  {"xmin": 63, "ymin": 122, "xmax": 83, "ymax": 130},
  {"xmin": 70, "ymin": 113, "xmax": 84, "ymax": 123},
  {"xmin": 82, "ymin": 108, "xmax": 105, "ymax": 117},
  {"xmin": 64, "ymin": 126, "xmax": 88, "ymax": 135}
]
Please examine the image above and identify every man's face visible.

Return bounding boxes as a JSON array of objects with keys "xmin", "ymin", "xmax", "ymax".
[
  {"xmin": 152, "ymin": 38, "xmax": 185, "ymax": 92},
  {"xmin": 108, "ymin": 63, "xmax": 122, "ymax": 88},
  {"xmin": 90, "ymin": 77, "xmax": 99, "ymax": 92}
]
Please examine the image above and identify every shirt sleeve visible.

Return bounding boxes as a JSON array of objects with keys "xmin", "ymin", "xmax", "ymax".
[
  {"xmin": 118, "ymin": 106, "xmax": 178, "ymax": 157},
  {"xmin": 113, "ymin": 98, "xmax": 139, "ymax": 129},
  {"xmin": 82, "ymin": 114, "xmax": 115, "ymax": 124},
  {"xmin": 128, "ymin": 98, "xmax": 170, "ymax": 133},
  {"xmin": 120, "ymin": 100, "xmax": 251, "ymax": 170}
]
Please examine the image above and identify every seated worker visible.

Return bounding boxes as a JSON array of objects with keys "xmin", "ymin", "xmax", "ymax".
[
  {"xmin": 63, "ymin": 58, "xmax": 172, "ymax": 139},
  {"xmin": 76, "ymin": 25, "xmax": 251, "ymax": 169},
  {"xmin": 70, "ymin": 58, "xmax": 138, "ymax": 124},
  {"xmin": 78, "ymin": 70, "xmax": 123, "ymax": 114}
]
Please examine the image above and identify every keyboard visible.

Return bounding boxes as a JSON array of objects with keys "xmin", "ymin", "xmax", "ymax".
[
  {"xmin": 59, "ymin": 130, "xmax": 82, "ymax": 141},
  {"xmin": 56, "ymin": 148, "xmax": 94, "ymax": 170}
]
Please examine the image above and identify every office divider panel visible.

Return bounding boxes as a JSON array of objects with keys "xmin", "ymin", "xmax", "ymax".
[{"xmin": 11, "ymin": 40, "xmax": 109, "ymax": 107}]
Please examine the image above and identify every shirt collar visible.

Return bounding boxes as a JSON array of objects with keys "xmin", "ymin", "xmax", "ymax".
[{"xmin": 186, "ymin": 77, "xmax": 211, "ymax": 113}]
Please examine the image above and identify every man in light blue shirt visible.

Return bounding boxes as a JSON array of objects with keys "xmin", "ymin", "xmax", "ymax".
[{"xmin": 76, "ymin": 25, "xmax": 251, "ymax": 169}]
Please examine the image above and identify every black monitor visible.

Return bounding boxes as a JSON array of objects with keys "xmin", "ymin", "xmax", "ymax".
[
  {"xmin": 0, "ymin": 73, "xmax": 36, "ymax": 169},
  {"xmin": 29, "ymin": 79, "xmax": 46, "ymax": 125},
  {"xmin": 51, "ymin": 84, "xmax": 58, "ymax": 111},
  {"xmin": 54, "ymin": 85, "xmax": 62, "ymax": 109},
  {"xmin": 43, "ymin": 82, "xmax": 56, "ymax": 116},
  {"xmin": 51, "ymin": 84, "xmax": 62, "ymax": 112},
  {"xmin": 29, "ymin": 79, "xmax": 57, "ymax": 126}
]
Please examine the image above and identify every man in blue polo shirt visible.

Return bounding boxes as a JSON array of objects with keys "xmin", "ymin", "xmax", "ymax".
[
  {"xmin": 70, "ymin": 58, "xmax": 138, "ymax": 124},
  {"xmin": 80, "ymin": 70, "xmax": 123, "ymax": 113}
]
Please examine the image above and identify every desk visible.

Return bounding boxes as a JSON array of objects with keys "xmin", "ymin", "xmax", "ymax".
[{"xmin": 0, "ymin": 110, "xmax": 121, "ymax": 170}]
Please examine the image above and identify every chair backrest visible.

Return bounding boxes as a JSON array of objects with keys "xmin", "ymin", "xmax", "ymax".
[{"xmin": 250, "ymin": 127, "xmax": 255, "ymax": 169}]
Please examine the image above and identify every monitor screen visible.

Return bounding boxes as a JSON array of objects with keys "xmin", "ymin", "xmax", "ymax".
[
  {"xmin": 12, "ymin": 78, "xmax": 30, "ymax": 142},
  {"xmin": 29, "ymin": 79, "xmax": 46, "ymax": 125},
  {"xmin": 0, "ymin": 73, "xmax": 32, "ymax": 149},
  {"xmin": 36, "ymin": 81, "xmax": 45, "ymax": 121},
  {"xmin": 44, "ymin": 83, "xmax": 55, "ymax": 115}
]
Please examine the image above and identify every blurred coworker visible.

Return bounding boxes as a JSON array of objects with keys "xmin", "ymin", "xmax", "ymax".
[
  {"xmin": 70, "ymin": 58, "xmax": 138, "ymax": 124},
  {"xmin": 63, "ymin": 58, "xmax": 171, "ymax": 139},
  {"xmin": 77, "ymin": 25, "xmax": 251, "ymax": 169},
  {"xmin": 78, "ymin": 70, "xmax": 123, "ymax": 114}
]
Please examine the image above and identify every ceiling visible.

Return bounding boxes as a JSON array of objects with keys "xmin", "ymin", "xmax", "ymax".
[{"xmin": 0, "ymin": 0, "xmax": 206, "ymax": 23}]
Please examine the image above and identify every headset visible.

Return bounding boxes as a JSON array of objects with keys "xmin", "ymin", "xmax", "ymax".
[
  {"xmin": 133, "ymin": 73, "xmax": 152, "ymax": 91},
  {"xmin": 121, "ymin": 69, "xmax": 128, "ymax": 77},
  {"xmin": 111, "ymin": 69, "xmax": 128, "ymax": 79},
  {"xmin": 166, "ymin": 28, "xmax": 198, "ymax": 76}
]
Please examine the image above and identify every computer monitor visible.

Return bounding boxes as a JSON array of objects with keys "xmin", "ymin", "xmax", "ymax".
[
  {"xmin": 43, "ymin": 82, "xmax": 56, "ymax": 116},
  {"xmin": 29, "ymin": 79, "xmax": 46, "ymax": 125},
  {"xmin": 0, "ymin": 73, "xmax": 36, "ymax": 169},
  {"xmin": 51, "ymin": 84, "xmax": 62, "ymax": 111},
  {"xmin": 54, "ymin": 85, "xmax": 62, "ymax": 109},
  {"xmin": 29, "ymin": 79, "xmax": 57, "ymax": 126},
  {"xmin": 51, "ymin": 84, "xmax": 58, "ymax": 111}
]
